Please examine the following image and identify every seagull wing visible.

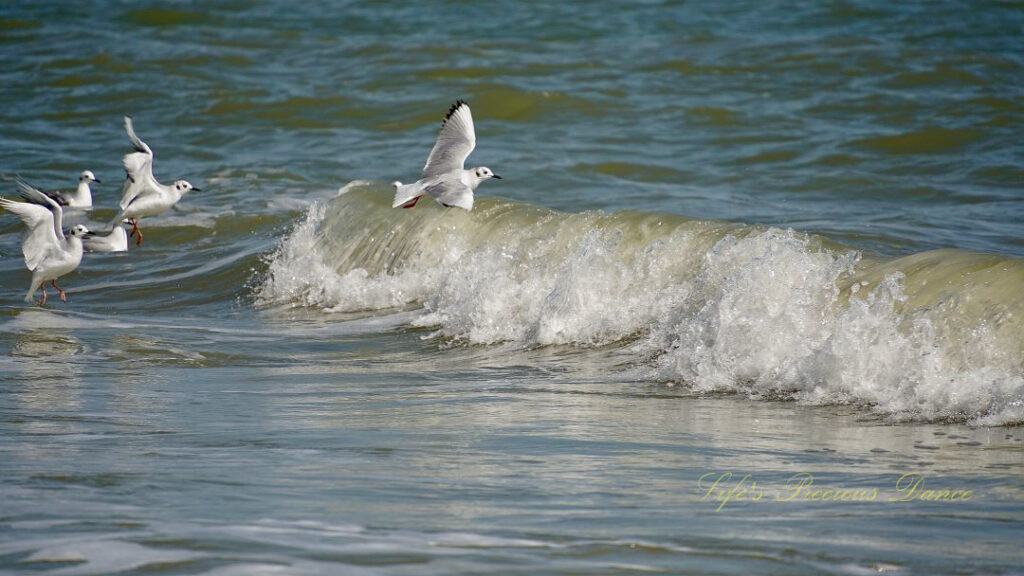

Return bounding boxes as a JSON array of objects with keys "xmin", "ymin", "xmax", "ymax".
[
  {"xmin": 0, "ymin": 195, "xmax": 60, "ymax": 271},
  {"xmin": 421, "ymin": 100, "xmax": 476, "ymax": 178},
  {"xmin": 120, "ymin": 116, "xmax": 156, "ymax": 210},
  {"xmin": 42, "ymin": 189, "xmax": 70, "ymax": 206},
  {"xmin": 17, "ymin": 180, "xmax": 65, "ymax": 243},
  {"xmin": 425, "ymin": 181, "xmax": 474, "ymax": 212}
]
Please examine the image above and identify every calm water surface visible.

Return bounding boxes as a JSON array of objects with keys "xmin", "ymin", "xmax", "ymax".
[{"xmin": 1, "ymin": 2, "xmax": 1022, "ymax": 574}]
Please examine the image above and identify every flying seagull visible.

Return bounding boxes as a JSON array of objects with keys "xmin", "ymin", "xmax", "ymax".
[
  {"xmin": 112, "ymin": 116, "xmax": 199, "ymax": 245},
  {"xmin": 392, "ymin": 100, "xmax": 501, "ymax": 212},
  {"xmin": 1, "ymin": 181, "xmax": 90, "ymax": 304}
]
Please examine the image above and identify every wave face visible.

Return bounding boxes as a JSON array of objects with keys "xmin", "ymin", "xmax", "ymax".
[{"xmin": 258, "ymin": 182, "xmax": 1024, "ymax": 425}]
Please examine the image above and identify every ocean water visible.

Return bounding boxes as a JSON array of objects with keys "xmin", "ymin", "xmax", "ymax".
[{"xmin": 1, "ymin": 1, "xmax": 1022, "ymax": 574}]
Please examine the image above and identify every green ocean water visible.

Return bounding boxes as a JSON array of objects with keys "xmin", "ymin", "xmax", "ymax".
[{"xmin": 1, "ymin": 2, "xmax": 1022, "ymax": 574}]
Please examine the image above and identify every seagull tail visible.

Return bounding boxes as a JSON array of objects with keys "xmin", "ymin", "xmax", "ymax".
[
  {"xmin": 24, "ymin": 281, "xmax": 36, "ymax": 303},
  {"xmin": 391, "ymin": 181, "xmax": 423, "ymax": 209}
]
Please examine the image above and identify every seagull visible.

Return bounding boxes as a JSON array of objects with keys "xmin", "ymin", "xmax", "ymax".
[
  {"xmin": 35, "ymin": 170, "xmax": 101, "ymax": 209},
  {"xmin": 392, "ymin": 99, "xmax": 501, "ymax": 212},
  {"xmin": 16, "ymin": 184, "xmax": 128, "ymax": 253},
  {"xmin": 1, "ymin": 181, "xmax": 90, "ymax": 304},
  {"xmin": 83, "ymin": 223, "xmax": 128, "ymax": 253},
  {"xmin": 111, "ymin": 116, "xmax": 199, "ymax": 245}
]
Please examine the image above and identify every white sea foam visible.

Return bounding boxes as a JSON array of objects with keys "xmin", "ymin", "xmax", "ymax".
[
  {"xmin": 257, "ymin": 200, "xmax": 431, "ymax": 312},
  {"xmin": 257, "ymin": 184, "xmax": 1024, "ymax": 424},
  {"xmin": 21, "ymin": 540, "xmax": 200, "ymax": 575},
  {"xmin": 147, "ymin": 209, "xmax": 223, "ymax": 229},
  {"xmin": 639, "ymin": 230, "xmax": 1023, "ymax": 424}
]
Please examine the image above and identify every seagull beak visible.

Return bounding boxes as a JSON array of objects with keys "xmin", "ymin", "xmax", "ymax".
[
  {"xmin": 83, "ymin": 231, "xmax": 96, "ymax": 237},
  {"xmin": 93, "ymin": 178, "xmax": 102, "ymax": 184},
  {"xmin": 492, "ymin": 174, "xmax": 502, "ymax": 179},
  {"xmin": 192, "ymin": 187, "xmax": 202, "ymax": 192}
]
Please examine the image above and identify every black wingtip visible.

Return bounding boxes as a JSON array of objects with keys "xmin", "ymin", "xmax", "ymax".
[
  {"xmin": 443, "ymin": 99, "xmax": 468, "ymax": 125},
  {"xmin": 45, "ymin": 191, "xmax": 69, "ymax": 206}
]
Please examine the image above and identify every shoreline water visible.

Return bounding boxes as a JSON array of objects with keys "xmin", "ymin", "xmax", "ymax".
[{"xmin": 1, "ymin": 363, "xmax": 1021, "ymax": 574}]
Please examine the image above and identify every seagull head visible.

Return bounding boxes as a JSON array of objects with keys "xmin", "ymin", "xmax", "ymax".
[
  {"xmin": 68, "ymin": 224, "xmax": 90, "ymax": 238},
  {"xmin": 80, "ymin": 170, "xmax": 100, "ymax": 184},
  {"xmin": 174, "ymin": 180, "xmax": 201, "ymax": 194},
  {"xmin": 472, "ymin": 166, "xmax": 502, "ymax": 183}
]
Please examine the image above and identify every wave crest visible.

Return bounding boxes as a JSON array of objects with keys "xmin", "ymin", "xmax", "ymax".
[{"xmin": 257, "ymin": 181, "xmax": 1024, "ymax": 424}]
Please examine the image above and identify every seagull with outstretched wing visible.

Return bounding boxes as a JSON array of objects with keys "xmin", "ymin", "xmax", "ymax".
[
  {"xmin": 392, "ymin": 100, "xmax": 501, "ymax": 212},
  {"xmin": 111, "ymin": 116, "xmax": 199, "ymax": 245},
  {"xmin": 1, "ymin": 181, "xmax": 91, "ymax": 304}
]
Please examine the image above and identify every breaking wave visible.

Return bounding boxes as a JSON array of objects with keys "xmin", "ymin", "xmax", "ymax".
[{"xmin": 257, "ymin": 182, "xmax": 1024, "ymax": 425}]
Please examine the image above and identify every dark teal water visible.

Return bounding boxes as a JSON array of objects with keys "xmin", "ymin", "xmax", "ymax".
[{"xmin": 1, "ymin": 2, "xmax": 1022, "ymax": 574}]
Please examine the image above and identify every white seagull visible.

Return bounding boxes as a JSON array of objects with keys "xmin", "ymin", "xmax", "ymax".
[
  {"xmin": 35, "ymin": 170, "xmax": 102, "ymax": 209},
  {"xmin": 17, "ymin": 184, "xmax": 128, "ymax": 253},
  {"xmin": 83, "ymin": 223, "xmax": 129, "ymax": 253},
  {"xmin": 392, "ymin": 99, "xmax": 501, "ymax": 212},
  {"xmin": 111, "ymin": 116, "xmax": 199, "ymax": 245},
  {"xmin": 1, "ymin": 181, "xmax": 90, "ymax": 304}
]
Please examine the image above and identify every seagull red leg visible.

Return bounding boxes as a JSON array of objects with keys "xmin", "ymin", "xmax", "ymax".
[
  {"xmin": 51, "ymin": 280, "xmax": 67, "ymax": 302},
  {"xmin": 39, "ymin": 283, "xmax": 47, "ymax": 306}
]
